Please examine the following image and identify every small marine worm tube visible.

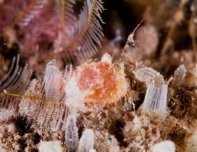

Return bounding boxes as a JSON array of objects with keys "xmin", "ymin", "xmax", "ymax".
[
  {"xmin": 134, "ymin": 67, "xmax": 168, "ymax": 118},
  {"xmin": 142, "ymin": 76, "xmax": 168, "ymax": 117},
  {"xmin": 78, "ymin": 129, "xmax": 95, "ymax": 152},
  {"xmin": 65, "ymin": 114, "xmax": 79, "ymax": 152},
  {"xmin": 173, "ymin": 64, "xmax": 187, "ymax": 86}
]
